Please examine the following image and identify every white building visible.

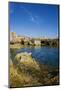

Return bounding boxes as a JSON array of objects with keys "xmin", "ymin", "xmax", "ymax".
[{"xmin": 34, "ymin": 40, "xmax": 41, "ymax": 46}]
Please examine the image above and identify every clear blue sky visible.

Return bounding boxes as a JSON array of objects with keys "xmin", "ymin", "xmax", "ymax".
[{"xmin": 9, "ymin": 2, "xmax": 59, "ymax": 38}]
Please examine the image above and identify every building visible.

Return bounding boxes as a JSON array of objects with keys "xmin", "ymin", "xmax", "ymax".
[
  {"xmin": 34, "ymin": 39, "xmax": 41, "ymax": 46},
  {"xmin": 10, "ymin": 32, "xmax": 17, "ymax": 42},
  {"xmin": 10, "ymin": 32, "xmax": 41, "ymax": 45}
]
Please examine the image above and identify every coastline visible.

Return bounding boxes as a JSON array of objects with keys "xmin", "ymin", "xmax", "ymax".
[{"xmin": 9, "ymin": 51, "xmax": 59, "ymax": 87}]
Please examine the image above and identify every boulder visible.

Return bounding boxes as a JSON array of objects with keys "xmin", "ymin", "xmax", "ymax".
[{"xmin": 14, "ymin": 52, "xmax": 40, "ymax": 70}]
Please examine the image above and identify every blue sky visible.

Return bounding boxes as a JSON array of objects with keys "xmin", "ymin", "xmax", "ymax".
[{"xmin": 9, "ymin": 2, "xmax": 59, "ymax": 38}]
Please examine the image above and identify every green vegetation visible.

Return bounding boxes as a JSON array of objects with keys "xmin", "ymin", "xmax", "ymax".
[{"xmin": 9, "ymin": 52, "xmax": 59, "ymax": 88}]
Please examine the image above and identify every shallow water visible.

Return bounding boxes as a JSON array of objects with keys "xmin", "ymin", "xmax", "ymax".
[{"xmin": 10, "ymin": 46, "xmax": 59, "ymax": 68}]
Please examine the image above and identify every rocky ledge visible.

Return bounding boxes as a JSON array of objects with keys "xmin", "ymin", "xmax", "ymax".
[{"xmin": 9, "ymin": 52, "xmax": 59, "ymax": 88}]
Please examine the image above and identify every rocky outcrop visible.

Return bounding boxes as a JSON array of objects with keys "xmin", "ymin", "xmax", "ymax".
[
  {"xmin": 14, "ymin": 52, "xmax": 40, "ymax": 70},
  {"xmin": 10, "ymin": 52, "xmax": 41, "ymax": 87},
  {"xmin": 10, "ymin": 52, "xmax": 59, "ymax": 87}
]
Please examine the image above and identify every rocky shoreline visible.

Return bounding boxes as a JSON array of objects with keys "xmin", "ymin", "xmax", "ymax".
[{"xmin": 9, "ymin": 52, "xmax": 59, "ymax": 88}]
